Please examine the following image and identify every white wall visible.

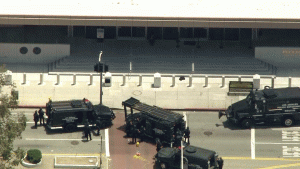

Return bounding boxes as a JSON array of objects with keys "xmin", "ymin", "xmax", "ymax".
[{"xmin": 0, "ymin": 43, "xmax": 70, "ymax": 64}]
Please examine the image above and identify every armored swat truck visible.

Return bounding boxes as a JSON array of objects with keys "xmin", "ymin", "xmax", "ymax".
[
  {"xmin": 219, "ymin": 86, "xmax": 300, "ymax": 128},
  {"xmin": 122, "ymin": 97, "xmax": 186, "ymax": 146},
  {"xmin": 46, "ymin": 98, "xmax": 115, "ymax": 132},
  {"xmin": 155, "ymin": 145, "xmax": 222, "ymax": 169}
]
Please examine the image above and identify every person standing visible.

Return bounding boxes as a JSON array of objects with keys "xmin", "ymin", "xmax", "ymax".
[
  {"xmin": 84, "ymin": 120, "xmax": 92, "ymax": 141},
  {"xmin": 38, "ymin": 107, "xmax": 45, "ymax": 125},
  {"xmin": 33, "ymin": 111, "xmax": 39, "ymax": 128},
  {"xmin": 95, "ymin": 117, "xmax": 101, "ymax": 135},
  {"xmin": 217, "ymin": 157, "xmax": 224, "ymax": 169},
  {"xmin": 131, "ymin": 124, "xmax": 137, "ymax": 143},
  {"xmin": 184, "ymin": 127, "xmax": 190, "ymax": 144}
]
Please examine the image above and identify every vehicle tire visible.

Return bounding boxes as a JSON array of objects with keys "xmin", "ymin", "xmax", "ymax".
[
  {"xmin": 64, "ymin": 124, "xmax": 76, "ymax": 132},
  {"xmin": 282, "ymin": 117, "xmax": 295, "ymax": 127},
  {"xmin": 241, "ymin": 119, "xmax": 253, "ymax": 129}
]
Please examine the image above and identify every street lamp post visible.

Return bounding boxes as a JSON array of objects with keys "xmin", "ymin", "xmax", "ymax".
[{"xmin": 94, "ymin": 51, "xmax": 108, "ymax": 105}]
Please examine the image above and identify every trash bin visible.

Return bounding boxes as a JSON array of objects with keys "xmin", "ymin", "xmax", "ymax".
[
  {"xmin": 153, "ymin": 72, "xmax": 161, "ymax": 88},
  {"xmin": 104, "ymin": 72, "xmax": 112, "ymax": 87}
]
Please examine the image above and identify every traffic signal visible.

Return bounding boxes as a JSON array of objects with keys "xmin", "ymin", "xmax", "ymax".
[{"xmin": 94, "ymin": 63, "xmax": 109, "ymax": 72}]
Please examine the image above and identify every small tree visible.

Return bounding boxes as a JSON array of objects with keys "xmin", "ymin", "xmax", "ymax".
[{"xmin": 0, "ymin": 64, "xmax": 27, "ymax": 168}]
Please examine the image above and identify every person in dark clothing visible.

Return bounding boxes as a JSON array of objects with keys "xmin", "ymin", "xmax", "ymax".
[
  {"xmin": 156, "ymin": 138, "xmax": 162, "ymax": 152},
  {"xmin": 95, "ymin": 117, "xmax": 101, "ymax": 135},
  {"xmin": 33, "ymin": 111, "xmax": 39, "ymax": 128},
  {"xmin": 84, "ymin": 120, "xmax": 92, "ymax": 141},
  {"xmin": 139, "ymin": 125, "xmax": 146, "ymax": 142},
  {"xmin": 131, "ymin": 124, "xmax": 138, "ymax": 143},
  {"xmin": 217, "ymin": 157, "xmax": 224, "ymax": 169},
  {"xmin": 175, "ymin": 129, "xmax": 183, "ymax": 147},
  {"xmin": 38, "ymin": 107, "xmax": 45, "ymax": 125},
  {"xmin": 184, "ymin": 127, "xmax": 190, "ymax": 144}
]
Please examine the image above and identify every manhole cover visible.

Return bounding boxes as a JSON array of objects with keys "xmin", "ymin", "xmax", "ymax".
[
  {"xmin": 204, "ymin": 131, "xmax": 212, "ymax": 136},
  {"xmin": 71, "ymin": 141, "xmax": 79, "ymax": 145},
  {"xmin": 133, "ymin": 90, "xmax": 142, "ymax": 96}
]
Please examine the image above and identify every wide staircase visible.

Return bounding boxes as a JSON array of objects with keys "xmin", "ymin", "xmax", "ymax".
[{"xmin": 50, "ymin": 38, "xmax": 275, "ymax": 75}]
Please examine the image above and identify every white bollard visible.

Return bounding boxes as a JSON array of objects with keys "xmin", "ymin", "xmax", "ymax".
[
  {"xmin": 72, "ymin": 74, "xmax": 76, "ymax": 85},
  {"xmin": 289, "ymin": 77, "xmax": 292, "ymax": 87},
  {"xmin": 22, "ymin": 73, "xmax": 26, "ymax": 84},
  {"xmin": 220, "ymin": 76, "xmax": 225, "ymax": 88},
  {"xmin": 171, "ymin": 75, "xmax": 175, "ymax": 87},
  {"xmin": 122, "ymin": 74, "xmax": 126, "ymax": 86},
  {"xmin": 203, "ymin": 75, "xmax": 208, "ymax": 87},
  {"xmin": 153, "ymin": 73, "xmax": 161, "ymax": 88},
  {"xmin": 138, "ymin": 75, "xmax": 142, "ymax": 86},
  {"xmin": 188, "ymin": 74, "xmax": 193, "ymax": 87},
  {"xmin": 39, "ymin": 73, "xmax": 44, "ymax": 85},
  {"xmin": 56, "ymin": 74, "xmax": 60, "ymax": 85},
  {"xmin": 253, "ymin": 74, "xmax": 260, "ymax": 90},
  {"xmin": 89, "ymin": 74, "xmax": 93, "ymax": 85}
]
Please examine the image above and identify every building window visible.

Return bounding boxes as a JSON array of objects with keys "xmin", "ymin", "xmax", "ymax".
[
  {"xmin": 180, "ymin": 28, "xmax": 193, "ymax": 38},
  {"xmin": 209, "ymin": 28, "xmax": 224, "ymax": 40},
  {"xmin": 20, "ymin": 47, "xmax": 28, "ymax": 54},
  {"xmin": 194, "ymin": 28, "xmax": 207, "ymax": 38},
  {"xmin": 163, "ymin": 27, "xmax": 178, "ymax": 40},
  {"xmin": 147, "ymin": 27, "xmax": 162, "ymax": 40},
  {"xmin": 104, "ymin": 27, "xmax": 116, "ymax": 39},
  {"xmin": 118, "ymin": 27, "xmax": 131, "ymax": 37},
  {"xmin": 225, "ymin": 28, "xmax": 239, "ymax": 41},
  {"xmin": 132, "ymin": 27, "xmax": 145, "ymax": 37}
]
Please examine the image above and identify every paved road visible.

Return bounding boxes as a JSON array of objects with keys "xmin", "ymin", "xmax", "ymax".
[{"xmin": 11, "ymin": 109, "xmax": 300, "ymax": 169}]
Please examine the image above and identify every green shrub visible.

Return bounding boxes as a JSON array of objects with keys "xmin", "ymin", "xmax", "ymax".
[{"xmin": 26, "ymin": 149, "xmax": 42, "ymax": 164}]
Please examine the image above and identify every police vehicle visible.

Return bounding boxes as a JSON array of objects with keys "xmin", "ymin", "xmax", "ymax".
[
  {"xmin": 155, "ymin": 145, "xmax": 222, "ymax": 169},
  {"xmin": 122, "ymin": 97, "xmax": 186, "ymax": 146},
  {"xmin": 46, "ymin": 98, "xmax": 115, "ymax": 132},
  {"xmin": 219, "ymin": 86, "xmax": 300, "ymax": 128}
]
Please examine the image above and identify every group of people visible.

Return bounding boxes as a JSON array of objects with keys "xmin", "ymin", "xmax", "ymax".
[{"xmin": 33, "ymin": 107, "xmax": 45, "ymax": 128}]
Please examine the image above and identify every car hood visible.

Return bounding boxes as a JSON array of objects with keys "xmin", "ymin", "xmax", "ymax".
[{"xmin": 231, "ymin": 99, "xmax": 250, "ymax": 112}]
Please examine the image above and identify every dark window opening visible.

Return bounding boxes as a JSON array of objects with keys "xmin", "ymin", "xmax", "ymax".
[
  {"xmin": 118, "ymin": 27, "xmax": 131, "ymax": 37},
  {"xmin": 225, "ymin": 28, "xmax": 239, "ymax": 41},
  {"xmin": 180, "ymin": 28, "xmax": 193, "ymax": 38},
  {"xmin": 132, "ymin": 27, "xmax": 145, "ymax": 37},
  {"xmin": 73, "ymin": 26, "xmax": 85, "ymax": 37},
  {"xmin": 104, "ymin": 27, "xmax": 116, "ymax": 39},
  {"xmin": 147, "ymin": 27, "xmax": 162, "ymax": 40},
  {"xmin": 194, "ymin": 28, "xmax": 207, "ymax": 38},
  {"xmin": 163, "ymin": 27, "xmax": 178, "ymax": 40},
  {"xmin": 209, "ymin": 28, "xmax": 224, "ymax": 40}
]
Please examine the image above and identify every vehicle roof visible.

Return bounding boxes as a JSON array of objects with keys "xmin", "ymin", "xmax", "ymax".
[
  {"xmin": 183, "ymin": 145, "xmax": 216, "ymax": 161},
  {"xmin": 158, "ymin": 147, "xmax": 179, "ymax": 159},
  {"xmin": 48, "ymin": 100, "xmax": 93, "ymax": 111},
  {"xmin": 122, "ymin": 97, "xmax": 184, "ymax": 123},
  {"xmin": 261, "ymin": 87, "xmax": 300, "ymax": 100}
]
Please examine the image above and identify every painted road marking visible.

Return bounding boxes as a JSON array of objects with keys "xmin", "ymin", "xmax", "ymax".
[
  {"xmin": 25, "ymin": 138, "xmax": 104, "ymax": 141},
  {"xmin": 272, "ymin": 127, "xmax": 300, "ymax": 131},
  {"xmin": 258, "ymin": 163, "xmax": 300, "ymax": 169},
  {"xmin": 256, "ymin": 142, "xmax": 300, "ymax": 145},
  {"xmin": 105, "ymin": 128, "xmax": 110, "ymax": 157},
  {"xmin": 283, "ymin": 146, "xmax": 300, "ymax": 158},
  {"xmin": 251, "ymin": 128, "xmax": 255, "ymax": 159},
  {"xmin": 282, "ymin": 130, "xmax": 300, "ymax": 141}
]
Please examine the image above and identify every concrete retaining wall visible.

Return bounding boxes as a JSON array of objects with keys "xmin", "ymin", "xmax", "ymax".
[{"xmin": 8, "ymin": 72, "xmax": 296, "ymax": 109}]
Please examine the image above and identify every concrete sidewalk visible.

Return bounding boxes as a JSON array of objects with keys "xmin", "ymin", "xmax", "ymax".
[{"xmin": 16, "ymin": 154, "xmax": 109, "ymax": 169}]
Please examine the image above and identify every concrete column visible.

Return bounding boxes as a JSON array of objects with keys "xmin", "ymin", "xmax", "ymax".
[
  {"xmin": 171, "ymin": 75, "xmax": 175, "ymax": 87},
  {"xmin": 271, "ymin": 76, "xmax": 275, "ymax": 88},
  {"xmin": 220, "ymin": 76, "xmax": 225, "ymax": 88},
  {"xmin": 89, "ymin": 74, "xmax": 93, "ymax": 85},
  {"xmin": 138, "ymin": 75, "xmax": 142, "ymax": 86},
  {"xmin": 238, "ymin": 76, "xmax": 241, "ymax": 82},
  {"xmin": 22, "ymin": 73, "xmax": 26, "ymax": 84},
  {"xmin": 122, "ymin": 74, "xmax": 126, "ymax": 86},
  {"xmin": 188, "ymin": 74, "xmax": 193, "ymax": 87},
  {"xmin": 253, "ymin": 74, "xmax": 260, "ymax": 89},
  {"xmin": 288, "ymin": 77, "xmax": 292, "ymax": 87},
  {"xmin": 203, "ymin": 75, "xmax": 208, "ymax": 87},
  {"xmin": 56, "ymin": 74, "xmax": 60, "ymax": 85},
  {"xmin": 39, "ymin": 73, "xmax": 44, "ymax": 85},
  {"xmin": 72, "ymin": 74, "xmax": 76, "ymax": 85},
  {"xmin": 68, "ymin": 26, "xmax": 73, "ymax": 38},
  {"xmin": 153, "ymin": 73, "xmax": 161, "ymax": 88}
]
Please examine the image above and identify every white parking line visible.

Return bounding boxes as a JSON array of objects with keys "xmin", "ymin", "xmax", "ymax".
[
  {"xmin": 25, "ymin": 138, "xmax": 104, "ymax": 141},
  {"xmin": 256, "ymin": 142, "xmax": 300, "ymax": 145},
  {"xmin": 271, "ymin": 127, "xmax": 300, "ymax": 131}
]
